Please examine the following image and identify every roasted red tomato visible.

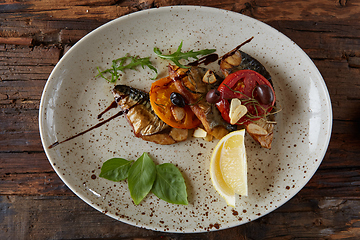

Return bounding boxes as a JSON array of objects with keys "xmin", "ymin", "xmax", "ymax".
[
  {"xmin": 216, "ymin": 70, "xmax": 276, "ymax": 125},
  {"xmin": 150, "ymin": 76, "xmax": 201, "ymax": 129}
]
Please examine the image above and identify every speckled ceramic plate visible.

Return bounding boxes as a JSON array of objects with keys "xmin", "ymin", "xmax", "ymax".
[{"xmin": 39, "ymin": 6, "xmax": 332, "ymax": 232}]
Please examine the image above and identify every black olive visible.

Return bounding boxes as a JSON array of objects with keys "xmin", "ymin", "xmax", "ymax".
[
  {"xmin": 170, "ymin": 92, "xmax": 186, "ymax": 107},
  {"xmin": 254, "ymin": 84, "xmax": 274, "ymax": 105},
  {"xmin": 206, "ymin": 89, "xmax": 221, "ymax": 104}
]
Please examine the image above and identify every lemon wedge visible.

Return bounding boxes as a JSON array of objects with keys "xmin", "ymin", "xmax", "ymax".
[
  {"xmin": 210, "ymin": 129, "xmax": 248, "ymax": 207},
  {"xmin": 220, "ymin": 130, "xmax": 248, "ymax": 195}
]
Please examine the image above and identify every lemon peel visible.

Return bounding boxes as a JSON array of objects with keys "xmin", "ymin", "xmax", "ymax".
[
  {"xmin": 209, "ymin": 129, "xmax": 248, "ymax": 207},
  {"xmin": 220, "ymin": 130, "xmax": 248, "ymax": 195}
]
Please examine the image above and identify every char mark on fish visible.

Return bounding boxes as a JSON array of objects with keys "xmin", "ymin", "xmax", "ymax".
[{"xmin": 112, "ymin": 85, "xmax": 188, "ymax": 145}]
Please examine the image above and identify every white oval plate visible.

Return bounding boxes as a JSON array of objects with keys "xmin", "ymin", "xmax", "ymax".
[{"xmin": 39, "ymin": 6, "xmax": 332, "ymax": 232}]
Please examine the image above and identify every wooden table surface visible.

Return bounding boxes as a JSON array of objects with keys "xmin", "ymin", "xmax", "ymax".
[{"xmin": 1, "ymin": 0, "xmax": 360, "ymax": 239}]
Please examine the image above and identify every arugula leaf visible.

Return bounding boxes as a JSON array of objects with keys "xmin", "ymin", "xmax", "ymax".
[
  {"xmin": 127, "ymin": 152, "xmax": 156, "ymax": 205},
  {"xmin": 152, "ymin": 163, "xmax": 188, "ymax": 205},
  {"xmin": 99, "ymin": 158, "xmax": 133, "ymax": 182},
  {"xmin": 154, "ymin": 41, "xmax": 216, "ymax": 68},
  {"xmin": 96, "ymin": 54, "xmax": 158, "ymax": 83}
]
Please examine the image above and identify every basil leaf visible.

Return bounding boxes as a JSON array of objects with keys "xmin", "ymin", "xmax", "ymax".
[
  {"xmin": 152, "ymin": 163, "xmax": 188, "ymax": 205},
  {"xmin": 99, "ymin": 158, "xmax": 133, "ymax": 182},
  {"xmin": 128, "ymin": 153, "xmax": 156, "ymax": 205}
]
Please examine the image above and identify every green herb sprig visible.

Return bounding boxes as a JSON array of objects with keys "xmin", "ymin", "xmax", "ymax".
[
  {"xmin": 154, "ymin": 41, "xmax": 216, "ymax": 69},
  {"xmin": 99, "ymin": 152, "xmax": 188, "ymax": 205},
  {"xmin": 96, "ymin": 54, "xmax": 158, "ymax": 83}
]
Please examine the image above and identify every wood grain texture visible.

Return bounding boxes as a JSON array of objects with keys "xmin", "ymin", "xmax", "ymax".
[
  {"xmin": 1, "ymin": 0, "xmax": 360, "ymax": 239},
  {"xmin": 1, "ymin": 0, "xmax": 360, "ymax": 45},
  {"xmin": 1, "ymin": 195, "xmax": 360, "ymax": 239}
]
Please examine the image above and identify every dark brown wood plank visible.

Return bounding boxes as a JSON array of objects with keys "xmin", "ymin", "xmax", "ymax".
[
  {"xmin": 252, "ymin": 0, "xmax": 360, "ymax": 21},
  {"xmin": 267, "ymin": 20, "xmax": 360, "ymax": 58},
  {"xmin": 1, "ymin": 195, "xmax": 359, "ymax": 239},
  {"xmin": 0, "ymin": 81, "xmax": 45, "ymax": 110},
  {"xmin": 0, "ymin": 0, "xmax": 359, "ymax": 239},
  {"xmin": 154, "ymin": 0, "xmax": 360, "ymax": 21},
  {"xmin": 1, "ymin": 0, "xmax": 359, "ymax": 46},
  {"xmin": 0, "ymin": 37, "xmax": 33, "ymax": 46},
  {"xmin": 0, "ymin": 132, "xmax": 43, "ymax": 152},
  {"xmin": 0, "ymin": 18, "xmax": 105, "ymax": 44},
  {"xmin": 0, "ymin": 171, "xmax": 71, "ymax": 196},
  {"xmin": 0, "ymin": 152, "xmax": 51, "ymax": 174},
  {"xmin": 0, "ymin": 45, "xmax": 61, "ymax": 67},
  {"xmin": 0, "ymin": 109, "xmax": 39, "ymax": 132},
  {"xmin": 315, "ymin": 60, "xmax": 360, "ymax": 121},
  {"xmin": 0, "ymin": 45, "xmax": 60, "ymax": 112}
]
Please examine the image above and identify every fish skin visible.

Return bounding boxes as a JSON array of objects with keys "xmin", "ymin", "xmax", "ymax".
[
  {"xmin": 112, "ymin": 85, "xmax": 187, "ymax": 145},
  {"xmin": 237, "ymin": 51, "xmax": 272, "ymax": 83},
  {"xmin": 220, "ymin": 50, "xmax": 272, "ymax": 85},
  {"xmin": 112, "ymin": 85, "xmax": 169, "ymax": 136}
]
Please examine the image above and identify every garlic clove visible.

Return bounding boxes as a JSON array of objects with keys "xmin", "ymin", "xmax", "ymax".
[
  {"xmin": 202, "ymin": 70, "xmax": 217, "ymax": 84},
  {"xmin": 230, "ymin": 98, "xmax": 241, "ymax": 112},
  {"xmin": 171, "ymin": 106, "xmax": 186, "ymax": 121},
  {"xmin": 229, "ymin": 99, "xmax": 247, "ymax": 125},
  {"xmin": 193, "ymin": 127, "xmax": 208, "ymax": 138},
  {"xmin": 229, "ymin": 105, "xmax": 247, "ymax": 125},
  {"xmin": 246, "ymin": 123, "xmax": 268, "ymax": 136}
]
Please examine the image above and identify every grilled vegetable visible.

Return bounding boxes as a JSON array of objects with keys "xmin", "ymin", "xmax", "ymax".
[
  {"xmin": 149, "ymin": 76, "xmax": 201, "ymax": 129},
  {"xmin": 168, "ymin": 65, "xmax": 235, "ymax": 139},
  {"xmin": 216, "ymin": 69, "xmax": 276, "ymax": 125},
  {"xmin": 215, "ymin": 38, "xmax": 280, "ymax": 148}
]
